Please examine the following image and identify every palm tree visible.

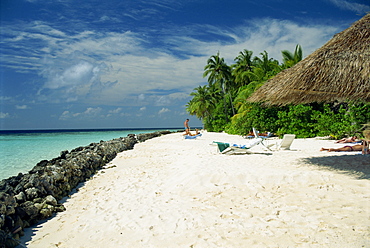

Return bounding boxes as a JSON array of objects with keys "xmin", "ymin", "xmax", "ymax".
[
  {"xmin": 253, "ymin": 50, "xmax": 281, "ymax": 76},
  {"xmin": 232, "ymin": 51, "xmax": 281, "ymax": 118},
  {"xmin": 186, "ymin": 85, "xmax": 217, "ymax": 120},
  {"xmin": 233, "ymin": 70, "xmax": 266, "ymax": 115},
  {"xmin": 281, "ymin": 44, "xmax": 303, "ymax": 68},
  {"xmin": 203, "ymin": 52, "xmax": 235, "ymax": 117},
  {"xmin": 232, "ymin": 49, "xmax": 254, "ymax": 88},
  {"xmin": 203, "ymin": 52, "xmax": 230, "ymax": 87}
]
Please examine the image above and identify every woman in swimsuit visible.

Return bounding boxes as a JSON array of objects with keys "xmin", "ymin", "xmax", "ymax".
[
  {"xmin": 320, "ymin": 143, "xmax": 363, "ymax": 152},
  {"xmin": 335, "ymin": 136, "xmax": 358, "ymax": 143},
  {"xmin": 321, "ymin": 129, "xmax": 370, "ymax": 152}
]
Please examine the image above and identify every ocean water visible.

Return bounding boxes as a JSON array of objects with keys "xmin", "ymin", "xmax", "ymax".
[{"xmin": 0, "ymin": 128, "xmax": 179, "ymax": 180}]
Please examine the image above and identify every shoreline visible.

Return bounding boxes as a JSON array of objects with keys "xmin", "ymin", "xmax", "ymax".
[
  {"xmin": 19, "ymin": 131, "xmax": 369, "ymax": 247},
  {"xmin": 0, "ymin": 128, "xmax": 184, "ymax": 181}
]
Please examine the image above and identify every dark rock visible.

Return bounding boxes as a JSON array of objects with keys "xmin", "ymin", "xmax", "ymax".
[
  {"xmin": 32, "ymin": 198, "xmax": 43, "ymax": 204},
  {"xmin": 29, "ymin": 160, "xmax": 49, "ymax": 175},
  {"xmin": 0, "ymin": 193, "xmax": 16, "ymax": 216},
  {"xmin": 60, "ymin": 150, "xmax": 69, "ymax": 159},
  {"xmin": 0, "ymin": 215, "xmax": 4, "ymax": 228},
  {"xmin": 3, "ymin": 216, "xmax": 13, "ymax": 231},
  {"xmin": 55, "ymin": 205, "xmax": 66, "ymax": 212},
  {"xmin": 0, "ymin": 230, "xmax": 6, "ymax": 246},
  {"xmin": 71, "ymin": 146, "xmax": 84, "ymax": 153},
  {"xmin": 44, "ymin": 195, "xmax": 57, "ymax": 206},
  {"xmin": 136, "ymin": 131, "xmax": 171, "ymax": 142},
  {"xmin": 4, "ymin": 235, "xmax": 19, "ymax": 248},
  {"xmin": 19, "ymin": 201, "xmax": 38, "ymax": 219},
  {"xmin": 25, "ymin": 188, "xmax": 40, "ymax": 200},
  {"xmin": 14, "ymin": 192, "xmax": 26, "ymax": 204},
  {"xmin": 39, "ymin": 207, "xmax": 53, "ymax": 219},
  {"xmin": 13, "ymin": 184, "xmax": 23, "ymax": 195}
]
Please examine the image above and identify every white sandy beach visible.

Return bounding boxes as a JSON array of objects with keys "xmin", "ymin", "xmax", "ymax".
[{"xmin": 22, "ymin": 132, "xmax": 369, "ymax": 247}]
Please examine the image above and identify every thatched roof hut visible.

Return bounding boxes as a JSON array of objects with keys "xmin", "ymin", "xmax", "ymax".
[{"xmin": 248, "ymin": 14, "xmax": 370, "ymax": 105}]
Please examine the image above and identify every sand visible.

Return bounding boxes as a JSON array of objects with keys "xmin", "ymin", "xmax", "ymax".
[{"xmin": 21, "ymin": 132, "xmax": 369, "ymax": 247}]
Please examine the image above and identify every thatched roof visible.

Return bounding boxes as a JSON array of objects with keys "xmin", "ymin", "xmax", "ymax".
[{"xmin": 248, "ymin": 14, "xmax": 370, "ymax": 105}]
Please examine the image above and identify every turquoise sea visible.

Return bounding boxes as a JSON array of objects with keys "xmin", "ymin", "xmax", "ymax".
[{"xmin": 0, "ymin": 128, "xmax": 180, "ymax": 180}]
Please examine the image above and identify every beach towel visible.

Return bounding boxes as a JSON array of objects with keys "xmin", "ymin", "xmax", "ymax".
[{"xmin": 184, "ymin": 134, "xmax": 202, "ymax": 139}]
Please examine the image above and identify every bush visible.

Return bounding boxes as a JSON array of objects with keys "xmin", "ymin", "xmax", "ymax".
[
  {"xmin": 225, "ymin": 103, "xmax": 279, "ymax": 135},
  {"xmin": 276, "ymin": 105, "xmax": 318, "ymax": 138},
  {"xmin": 313, "ymin": 102, "xmax": 370, "ymax": 139}
]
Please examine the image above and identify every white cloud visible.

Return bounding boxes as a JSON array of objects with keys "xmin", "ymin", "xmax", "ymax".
[
  {"xmin": 2, "ymin": 17, "xmax": 346, "ymax": 108},
  {"xmin": 43, "ymin": 61, "xmax": 95, "ymax": 89},
  {"xmin": 158, "ymin": 108, "xmax": 170, "ymax": 115},
  {"xmin": 83, "ymin": 107, "xmax": 102, "ymax": 116},
  {"xmin": 91, "ymin": 19, "xmax": 339, "ymax": 107},
  {"xmin": 0, "ymin": 96, "xmax": 12, "ymax": 101},
  {"xmin": 16, "ymin": 105, "xmax": 28, "ymax": 109},
  {"xmin": 108, "ymin": 108, "xmax": 122, "ymax": 114},
  {"xmin": 121, "ymin": 112, "xmax": 132, "ymax": 117},
  {"xmin": 138, "ymin": 94, "xmax": 146, "ymax": 102},
  {"xmin": 155, "ymin": 96, "xmax": 171, "ymax": 106},
  {"xmin": 98, "ymin": 15, "xmax": 121, "ymax": 23},
  {"xmin": 0, "ymin": 112, "xmax": 10, "ymax": 119},
  {"xmin": 59, "ymin": 107, "xmax": 103, "ymax": 120},
  {"xmin": 38, "ymin": 60, "xmax": 105, "ymax": 103},
  {"xmin": 59, "ymin": 111, "xmax": 71, "ymax": 120},
  {"xmin": 181, "ymin": 18, "xmax": 340, "ymax": 63},
  {"xmin": 327, "ymin": 0, "xmax": 370, "ymax": 13},
  {"xmin": 140, "ymin": 106, "xmax": 146, "ymax": 111}
]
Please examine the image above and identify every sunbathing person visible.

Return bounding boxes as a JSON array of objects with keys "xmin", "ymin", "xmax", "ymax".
[
  {"xmin": 323, "ymin": 130, "xmax": 370, "ymax": 153},
  {"xmin": 246, "ymin": 131, "xmax": 271, "ymax": 137},
  {"xmin": 335, "ymin": 136, "xmax": 358, "ymax": 143},
  {"xmin": 183, "ymin": 129, "xmax": 201, "ymax": 136},
  {"xmin": 320, "ymin": 144, "xmax": 363, "ymax": 152}
]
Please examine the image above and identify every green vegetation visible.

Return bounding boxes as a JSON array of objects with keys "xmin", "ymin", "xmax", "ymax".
[{"xmin": 186, "ymin": 45, "xmax": 370, "ymax": 138}]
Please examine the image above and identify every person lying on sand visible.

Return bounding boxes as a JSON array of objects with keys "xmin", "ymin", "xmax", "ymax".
[
  {"xmin": 183, "ymin": 129, "xmax": 201, "ymax": 136},
  {"xmin": 320, "ymin": 144, "xmax": 363, "ymax": 152},
  {"xmin": 246, "ymin": 131, "xmax": 271, "ymax": 137},
  {"xmin": 335, "ymin": 136, "xmax": 358, "ymax": 143},
  {"xmin": 321, "ymin": 133, "xmax": 369, "ymax": 152}
]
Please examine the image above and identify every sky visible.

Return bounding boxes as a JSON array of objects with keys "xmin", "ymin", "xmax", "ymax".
[{"xmin": 0, "ymin": 0, "xmax": 369, "ymax": 130}]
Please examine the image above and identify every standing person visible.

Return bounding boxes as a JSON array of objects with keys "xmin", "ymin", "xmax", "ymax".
[{"xmin": 184, "ymin": 119, "xmax": 190, "ymax": 131}]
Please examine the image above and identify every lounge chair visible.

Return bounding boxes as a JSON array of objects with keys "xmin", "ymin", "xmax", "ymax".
[
  {"xmin": 213, "ymin": 137, "xmax": 263, "ymax": 154},
  {"xmin": 251, "ymin": 127, "xmax": 272, "ymax": 150},
  {"xmin": 213, "ymin": 128, "xmax": 273, "ymax": 154},
  {"xmin": 214, "ymin": 135, "xmax": 273, "ymax": 155},
  {"xmin": 267, "ymin": 134, "xmax": 296, "ymax": 151}
]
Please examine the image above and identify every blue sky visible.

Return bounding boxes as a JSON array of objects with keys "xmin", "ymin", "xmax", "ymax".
[{"xmin": 0, "ymin": 0, "xmax": 369, "ymax": 130}]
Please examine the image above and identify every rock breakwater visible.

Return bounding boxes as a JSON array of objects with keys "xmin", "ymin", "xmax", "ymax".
[{"xmin": 0, "ymin": 131, "xmax": 172, "ymax": 247}]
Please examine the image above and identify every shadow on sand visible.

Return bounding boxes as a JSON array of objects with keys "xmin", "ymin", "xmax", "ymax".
[{"xmin": 300, "ymin": 154, "xmax": 370, "ymax": 180}]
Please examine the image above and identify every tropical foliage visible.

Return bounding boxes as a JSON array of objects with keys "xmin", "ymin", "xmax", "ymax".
[{"xmin": 186, "ymin": 44, "xmax": 370, "ymax": 138}]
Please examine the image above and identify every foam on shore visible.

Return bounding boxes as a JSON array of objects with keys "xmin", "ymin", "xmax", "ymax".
[{"xmin": 22, "ymin": 132, "xmax": 370, "ymax": 247}]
